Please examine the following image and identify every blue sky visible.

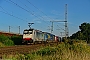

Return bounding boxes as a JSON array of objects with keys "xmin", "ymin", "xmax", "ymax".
[{"xmin": 0, "ymin": 0, "xmax": 90, "ymax": 36}]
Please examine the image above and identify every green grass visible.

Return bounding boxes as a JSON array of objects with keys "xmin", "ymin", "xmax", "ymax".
[
  {"xmin": 0, "ymin": 42, "xmax": 5, "ymax": 47},
  {"xmin": 2, "ymin": 40, "xmax": 90, "ymax": 60}
]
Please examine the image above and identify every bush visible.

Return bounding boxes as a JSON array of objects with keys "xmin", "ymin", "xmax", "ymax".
[
  {"xmin": 3, "ymin": 39, "xmax": 14, "ymax": 46},
  {"xmin": 11, "ymin": 35, "xmax": 22, "ymax": 45},
  {"xmin": 34, "ymin": 46, "xmax": 57, "ymax": 56},
  {"xmin": 0, "ymin": 35, "xmax": 14, "ymax": 46}
]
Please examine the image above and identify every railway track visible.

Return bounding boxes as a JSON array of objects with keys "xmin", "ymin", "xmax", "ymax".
[
  {"xmin": 0, "ymin": 44, "xmax": 42, "ymax": 58},
  {"xmin": 0, "ymin": 42, "xmax": 59, "ymax": 58}
]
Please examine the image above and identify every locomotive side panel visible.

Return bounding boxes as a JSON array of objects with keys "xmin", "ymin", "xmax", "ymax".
[{"xmin": 35, "ymin": 31, "xmax": 43, "ymax": 41}]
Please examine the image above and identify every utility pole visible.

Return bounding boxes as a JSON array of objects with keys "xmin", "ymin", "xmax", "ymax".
[
  {"xmin": 19, "ymin": 26, "xmax": 20, "ymax": 34},
  {"xmin": 51, "ymin": 22, "xmax": 53, "ymax": 33},
  {"xmin": 9, "ymin": 26, "xmax": 10, "ymax": 32}
]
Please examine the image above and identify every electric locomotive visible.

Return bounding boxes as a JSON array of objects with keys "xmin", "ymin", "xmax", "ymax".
[
  {"xmin": 22, "ymin": 29, "xmax": 33, "ymax": 44},
  {"xmin": 22, "ymin": 28, "xmax": 46, "ymax": 44}
]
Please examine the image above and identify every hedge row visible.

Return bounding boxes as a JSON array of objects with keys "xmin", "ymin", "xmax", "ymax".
[{"xmin": 0, "ymin": 34, "xmax": 22, "ymax": 46}]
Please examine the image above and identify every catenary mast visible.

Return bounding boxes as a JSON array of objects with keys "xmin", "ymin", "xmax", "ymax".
[{"xmin": 65, "ymin": 4, "xmax": 69, "ymax": 37}]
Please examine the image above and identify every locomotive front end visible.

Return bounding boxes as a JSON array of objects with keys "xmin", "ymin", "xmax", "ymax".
[{"xmin": 22, "ymin": 29, "xmax": 33, "ymax": 44}]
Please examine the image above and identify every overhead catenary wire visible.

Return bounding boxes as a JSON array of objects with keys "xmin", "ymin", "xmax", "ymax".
[
  {"xmin": 0, "ymin": 10, "xmax": 28, "ymax": 22},
  {"xmin": 57, "ymin": 25, "xmax": 65, "ymax": 31},
  {"xmin": 26, "ymin": 0, "xmax": 58, "ymax": 31},
  {"xmin": 8, "ymin": 0, "xmax": 51, "ymax": 27},
  {"xmin": 26, "ymin": 0, "xmax": 55, "ymax": 21},
  {"xmin": 0, "ymin": 6, "xmax": 28, "ymax": 22},
  {"xmin": 18, "ymin": 0, "xmax": 51, "ymax": 25},
  {"xmin": 8, "ymin": 0, "xmax": 43, "ymax": 21},
  {"xmin": 16, "ymin": 0, "xmax": 49, "ymax": 29}
]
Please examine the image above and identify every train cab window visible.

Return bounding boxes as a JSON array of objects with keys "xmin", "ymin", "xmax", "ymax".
[
  {"xmin": 23, "ymin": 31, "xmax": 28, "ymax": 34},
  {"xmin": 28, "ymin": 31, "xmax": 32, "ymax": 34},
  {"xmin": 23, "ymin": 29, "xmax": 33, "ymax": 34}
]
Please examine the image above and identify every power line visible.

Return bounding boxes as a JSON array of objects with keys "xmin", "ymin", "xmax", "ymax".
[
  {"xmin": 18, "ymin": 0, "xmax": 50, "ymax": 25},
  {"xmin": 8, "ymin": 0, "xmax": 42, "ymax": 21},
  {"xmin": 8, "ymin": 0, "xmax": 51, "ymax": 27},
  {"xmin": 57, "ymin": 25, "xmax": 65, "ymax": 31},
  {"xmin": 0, "ymin": 6, "xmax": 28, "ymax": 22},
  {"xmin": 17, "ymin": 0, "xmax": 51, "ymax": 30},
  {"xmin": 26, "ymin": 0, "xmax": 55, "ymax": 21},
  {"xmin": 0, "ymin": 10, "xmax": 28, "ymax": 22}
]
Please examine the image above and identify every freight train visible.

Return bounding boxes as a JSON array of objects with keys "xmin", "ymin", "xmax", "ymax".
[{"xmin": 22, "ymin": 28, "xmax": 61, "ymax": 44}]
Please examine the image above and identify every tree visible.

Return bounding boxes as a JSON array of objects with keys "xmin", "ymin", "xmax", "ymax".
[
  {"xmin": 79, "ymin": 22, "xmax": 90, "ymax": 41},
  {"xmin": 70, "ymin": 22, "xmax": 90, "ymax": 42}
]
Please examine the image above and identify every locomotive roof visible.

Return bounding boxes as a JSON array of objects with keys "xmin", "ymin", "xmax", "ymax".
[
  {"xmin": 24, "ymin": 29, "xmax": 42, "ymax": 32},
  {"xmin": 24, "ymin": 29, "xmax": 34, "ymax": 31}
]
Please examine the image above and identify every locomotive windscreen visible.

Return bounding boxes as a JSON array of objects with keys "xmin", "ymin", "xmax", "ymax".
[{"xmin": 23, "ymin": 29, "xmax": 33, "ymax": 34}]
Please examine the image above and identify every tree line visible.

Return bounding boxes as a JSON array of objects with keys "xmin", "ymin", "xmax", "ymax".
[{"xmin": 70, "ymin": 22, "xmax": 90, "ymax": 43}]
